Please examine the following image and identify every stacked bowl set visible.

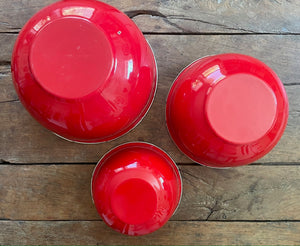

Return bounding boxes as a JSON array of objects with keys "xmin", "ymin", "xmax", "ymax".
[{"xmin": 11, "ymin": 0, "xmax": 289, "ymax": 236}]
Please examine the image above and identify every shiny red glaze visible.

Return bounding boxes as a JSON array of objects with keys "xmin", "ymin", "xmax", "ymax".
[
  {"xmin": 11, "ymin": 0, "xmax": 157, "ymax": 143},
  {"xmin": 166, "ymin": 54, "xmax": 289, "ymax": 168},
  {"xmin": 91, "ymin": 142, "xmax": 182, "ymax": 236}
]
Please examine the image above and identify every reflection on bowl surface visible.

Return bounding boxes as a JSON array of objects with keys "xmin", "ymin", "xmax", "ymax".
[
  {"xmin": 166, "ymin": 53, "xmax": 288, "ymax": 168},
  {"xmin": 91, "ymin": 142, "xmax": 182, "ymax": 236},
  {"xmin": 12, "ymin": 0, "xmax": 157, "ymax": 143}
]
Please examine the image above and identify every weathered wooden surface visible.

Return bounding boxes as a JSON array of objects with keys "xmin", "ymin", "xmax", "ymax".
[
  {"xmin": 1, "ymin": 85, "xmax": 299, "ymax": 164},
  {"xmin": 0, "ymin": 0, "xmax": 299, "ymax": 34},
  {"xmin": 1, "ymin": 35, "xmax": 300, "ymax": 84},
  {"xmin": 1, "ymin": 0, "xmax": 300, "ymax": 245},
  {"xmin": 0, "ymin": 65, "xmax": 14, "ymax": 102},
  {"xmin": 1, "ymin": 164, "xmax": 300, "ymax": 221},
  {"xmin": 0, "ymin": 221, "xmax": 299, "ymax": 245},
  {"xmin": 1, "ymin": 35, "xmax": 300, "ymax": 164}
]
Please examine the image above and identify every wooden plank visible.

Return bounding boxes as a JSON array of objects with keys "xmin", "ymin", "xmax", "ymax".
[
  {"xmin": 1, "ymin": 34, "xmax": 299, "ymax": 85},
  {"xmin": 0, "ymin": 35, "xmax": 300, "ymax": 163},
  {"xmin": 0, "ymin": 221, "xmax": 299, "ymax": 245},
  {"xmin": 0, "ymin": 84, "xmax": 299, "ymax": 164},
  {"xmin": 1, "ymin": 165, "xmax": 300, "ymax": 221},
  {"xmin": 148, "ymin": 35, "xmax": 300, "ymax": 86},
  {"xmin": 0, "ymin": 34, "xmax": 16, "ymax": 62},
  {"xmin": 1, "ymin": 35, "xmax": 300, "ymax": 164},
  {"xmin": 0, "ymin": 0, "xmax": 299, "ymax": 34},
  {"xmin": 178, "ymin": 165, "xmax": 300, "ymax": 221},
  {"xmin": 0, "ymin": 64, "xmax": 17, "ymax": 102}
]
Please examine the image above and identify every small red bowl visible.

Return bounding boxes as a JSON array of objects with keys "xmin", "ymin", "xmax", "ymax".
[
  {"xmin": 166, "ymin": 53, "xmax": 289, "ymax": 168},
  {"xmin": 11, "ymin": 0, "xmax": 157, "ymax": 143},
  {"xmin": 91, "ymin": 142, "xmax": 182, "ymax": 236}
]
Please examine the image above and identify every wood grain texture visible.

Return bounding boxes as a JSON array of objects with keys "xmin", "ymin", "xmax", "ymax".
[
  {"xmin": 0, "ymin": 0, "xmax": 299, "ymax": 34},
  {"xmin": 0, "ymin": 85, "xmax": 299, "ymax": 164},
  {"xmin": 1, "ymin": 35, "xmax": 300, "ymax": 164},
  {"xmin": 0, "ymin": 33, "xmax": 16, "ymax": 62},
  {"xmin": 2, "ymin": 34, "xmax": 300, "ymax": 85},
  {"xmin": 1, "ymin": 0, "xmax": 299, "ymax": 245},
  {"xmin": 1, "ymin": 164, "xmax": 300, "ymax": 221},
  {"xmin": 0, "ymin": 64, "xmax": 16, "ymax": 102},
  {"xmin": 0, "ymin": 221, "xmax": 299, "ymax": 245}
]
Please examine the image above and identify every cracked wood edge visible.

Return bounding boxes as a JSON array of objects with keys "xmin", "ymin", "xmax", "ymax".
[
  {"xmin": 0, "ymin": 0, "xmax": 300, "ymax": 34},
  {"xmin": 0, "ymin": 221, "xmax": 300, "ymax": 245},
  {"xmin": 0, "ymin": 165, "xmax": 300, "ymax": 221}
]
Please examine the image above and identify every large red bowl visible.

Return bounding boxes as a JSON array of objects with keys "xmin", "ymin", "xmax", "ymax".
[
  {"xmin": 166, "ymin": 54, "xmax": 289, "ymax": 168},
  {"xmin": 11, "ymin": 0, "xmax": 157, "ymax": 143},
  {"xmin": 91, "ymin": 142, "xmax": 182, "ymax": 236}
]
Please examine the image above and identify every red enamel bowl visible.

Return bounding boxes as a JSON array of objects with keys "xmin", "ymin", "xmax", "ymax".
[
  {"xmin": 11, "ymin": 0, "xmax": 157, "ymax": 143},
  {"xmin": 166, "ymin": 54, "xmax": 289, "ymax": 168},
  {"xmin": 91, "ymin": 142, "xmax": 182, "ymax": 236}
]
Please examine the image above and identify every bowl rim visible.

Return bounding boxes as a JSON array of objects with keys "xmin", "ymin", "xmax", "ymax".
[
  {"xmin": 90, "ymin": 141, "xmax": 183, "ymax": 235},
  {"xmin": 165, "ymin": 53, "xmax": 289, "ymax": 168},
  {"xmin": 11, "ymin": 0, "xmax": 158, "ymax": 144}
]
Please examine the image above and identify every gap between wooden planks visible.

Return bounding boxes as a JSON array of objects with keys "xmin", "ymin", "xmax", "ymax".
[{"xmin": 0, "ymin": 0, "xmax": 299, "ymax": 34}]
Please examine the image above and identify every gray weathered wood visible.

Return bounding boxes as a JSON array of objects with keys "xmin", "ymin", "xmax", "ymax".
[
  {"xmin": 0, "ymin": 65, "xmax": 16, "ymax": 102},
  {"xmin": 1, "ymin": 35, "xmax": 299, "ymax": 164},
  {"xmin": 1, "ymin": 165, "xmax": 300, "ymax": 221},
  {"xmin": 0, "ymin": 0, "xmax": 299, "ymax": 34},
  {"xmin": 1, "ymin": 35, "xmax": 299, "ymax": 84},
  {"xmin": 0, "ymin": 85, "xmax": 298, "ymax": 164},
  {"xmin": 1, "ymin": 0, "xmax": 300, "ymax": 245},
  {"xmin": 0, "ymin": 221, "xmax": 299, "ymax": 245},
  {"xmin": 178, "ymin": 165, "xmax": 300, "ymax": 221}
]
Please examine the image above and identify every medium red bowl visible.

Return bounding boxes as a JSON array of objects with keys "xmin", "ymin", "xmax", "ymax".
[
  {"xmin": 91, "ymin": 142, "xmax": 182, "ymax": 236},
  {"xmin": 11, "ymin": 0, "xmax": 157, "ymax": 143},
  {"xmin": 166, "ymin": 53, "xmax": 289, "ymax": 168}
]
